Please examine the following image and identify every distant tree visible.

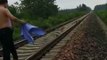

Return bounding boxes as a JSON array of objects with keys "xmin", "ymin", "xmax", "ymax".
[
  {"xmin": 8, "ymin": 4, "xmax": 22, "ymax": 18},
  {"xmin": 19, "ymin": 0, "xmax": 58, "ymax": 19},
  {"xmin": 94, "ymin": 4, "xmax": 107, "ymax": 11},
  {"xmin": 58, "ymin": 4, "xmax": 91, "ymax": 14},
  {"xmin": 77, "ymin": 4, "xmax": 91, "ymax": 12}
]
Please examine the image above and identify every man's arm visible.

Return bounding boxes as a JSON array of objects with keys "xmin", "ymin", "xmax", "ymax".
[{"xmin": 4, "ymin": 8, "xmax": 25, "ymax": 24}]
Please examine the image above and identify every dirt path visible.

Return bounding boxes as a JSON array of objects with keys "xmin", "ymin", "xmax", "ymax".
[{"xmin": 53, "ymin": 13, "xmax": 107, "ymax": 60}]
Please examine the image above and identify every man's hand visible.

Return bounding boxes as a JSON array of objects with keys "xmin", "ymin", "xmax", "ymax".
[
  {"xmin": 13, "ymin": 19, "xmax": 27, "ymax": 26},
  {"xmin": 19, "ymin": 20, "xmax": 26, "ymax": 24}
]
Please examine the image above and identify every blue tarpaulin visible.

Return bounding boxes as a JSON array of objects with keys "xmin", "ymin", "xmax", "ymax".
[{"xmin": 21, "ymin": 23, "xmax": 45, "ymax": 44}]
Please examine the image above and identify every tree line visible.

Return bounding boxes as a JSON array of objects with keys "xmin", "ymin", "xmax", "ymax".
[
  {"xmin": 9, "ymin": 1, "xmax": 91, "ymax": 39},
  {"xmin": 59, "ymin": 4, "xmax": 91, "ymax": 14},
  {"xmin": 94, "ymin": 4, "xmax": 107, "ymax": 11},
  {"xmin": 8, "ymin": 0, "xmax": 91, "ymax": 20},
  {"xmin": 9, "ymin": 0, "xmax": 58, "ymax": 19}
]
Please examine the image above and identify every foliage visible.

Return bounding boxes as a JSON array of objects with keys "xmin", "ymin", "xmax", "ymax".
[
  {"xmin": 8, "ymin": 5, "xmax": 22, "ymax": 18},
  {"xmin": 19, "ymin": 0, "xmax": 58, "ymax": 19},
  {"xmin": 12, "ymin": 11, "xmax": 87, "ymax": 40},
  {"xmin": 8, "ymin": 2, "xmax": 90, "ymax": 40},
  {"xmin": 77, "ymin": 4, "xmax": 91, "ymax": 12},
  {"xmin": 96, "ymin": 10, "xmax": 107, "ymax": 24},
  {"xmin": 94, "ymin": 4, "xmax": 107, "ymax": 11},
  {"xmin": 60, "ymin": 4, "xmax": 91, "ymax": 13},
  {"xmin": 95, "ymin": 3, "xmax": 107, "ymax": 25}
]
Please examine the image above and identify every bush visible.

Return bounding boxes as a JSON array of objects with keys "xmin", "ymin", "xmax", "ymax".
[
  {"xmin": 13, "ymin": 12, "xmax": 87, "ymax": 40},
  {"xmin": 96, "ymin": 10, "xmax": 107, "ymax": 24}
]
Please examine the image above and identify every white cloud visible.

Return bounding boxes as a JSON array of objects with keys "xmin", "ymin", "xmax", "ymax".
[
  {"xmin": 8, "ymin": 0, "xmax": 107, "ymax": 9},
  {"xmin": 8, "ymin": 0, "xmax": 20, "ymax": 5},
  {"xmin": 55, "ymin": 0, "xmax": 107, "ymax": 9}
]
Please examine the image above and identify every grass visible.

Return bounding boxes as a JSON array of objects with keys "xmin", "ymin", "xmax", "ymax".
[
  {"xmin": 13, "ymin": 11, "xmax": 87, "ymax": 40},
  {"xmin": 96, "ymin": 10, "xmax": 107, "ymax": 24}
]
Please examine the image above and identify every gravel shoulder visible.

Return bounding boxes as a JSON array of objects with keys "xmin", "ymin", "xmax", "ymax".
[{"xmin": 53, "ymin": 13, "xmax": 107, "ymax": 60}]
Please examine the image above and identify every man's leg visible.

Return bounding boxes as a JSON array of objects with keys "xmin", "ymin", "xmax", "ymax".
[
  {"xmin": 7, "ymin": 28, "xmax": 18, "ymax": 60},
  {"xmin": 0, "ymin": 28, "xmax": 18, "ymax": 60},
  {"xmin": 0, "ymin": 28, "xmax": 11, "ymax": 60},
  {"xmin": 1, "ymin": 41, "xmax": 10, "ymax": 60},
  {"xmin": 9, "ymin": 37, "xmax": 18, "ymax": 60}
]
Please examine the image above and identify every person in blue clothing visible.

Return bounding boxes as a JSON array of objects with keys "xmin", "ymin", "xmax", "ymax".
[{"xmin": 0, "ymin": 0, "xmax": 25, "ymax": 60}]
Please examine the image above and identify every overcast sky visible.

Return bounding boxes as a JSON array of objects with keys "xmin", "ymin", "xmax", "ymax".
[{"xmin": 8, "ymin": 0, "xmax": 107, "ymax": 10}]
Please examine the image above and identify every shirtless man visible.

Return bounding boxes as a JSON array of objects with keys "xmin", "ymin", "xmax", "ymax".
[{"xmin": 0, "ymin": 0, "xmax": 25, "ymax": 60}]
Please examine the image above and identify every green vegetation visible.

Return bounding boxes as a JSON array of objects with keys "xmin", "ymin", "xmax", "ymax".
[
  {"xmin": 13, "ymin": 11, "xmax": 87, "ymax": 40},
  {"xmin": 95, "ymin": 4, "xmax": 107, "ymax": 25},
  {"xmin": 96, "ymin": 10, "xmax": 107, "ymax": 24},
  {"xmin": 8, "ymin": 1, "xmax": 91, "ymax": 40},
  {"xmin": 94, "ymin": 4, "xmax": 107, "ymax": 11},
  {"xmin": 9, "ymin": 0, "xmax": 58, "ymax": 19}
]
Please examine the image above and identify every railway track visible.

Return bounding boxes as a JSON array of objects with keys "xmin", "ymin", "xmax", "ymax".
[
  {"xmin": 53, "ymin": 13, "xmax": 107, "ymax": 60},
  {"xmin": 0, "ymin": 13, "xmax": 89, "ymax": 60}
]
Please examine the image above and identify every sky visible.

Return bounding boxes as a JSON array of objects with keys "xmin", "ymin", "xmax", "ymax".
[{"xmin": 8, "ymin": 0, "xmax": 107, "ymax": 10}]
